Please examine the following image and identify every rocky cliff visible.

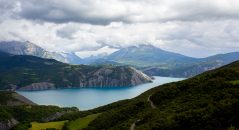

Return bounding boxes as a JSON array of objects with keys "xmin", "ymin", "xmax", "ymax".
[{"xmin": 0, "ymin": 118, "xmax": 18, "ymax": 130}]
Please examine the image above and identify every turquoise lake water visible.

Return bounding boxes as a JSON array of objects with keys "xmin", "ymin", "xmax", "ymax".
[{"xmin": 17, "ymin": 76, "xmax": 185, "ymax": 110}]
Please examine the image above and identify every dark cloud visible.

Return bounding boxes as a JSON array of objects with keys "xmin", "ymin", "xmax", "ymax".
[
  {"xmin": 56, "ymin": 26, "xmax": 78, "ymax": 39},
  {"xmin": 17, "ymin": 0, "xmax": 126, "ymax": 25},
  {"xmin": 0, "ymin": 0, "xmax": 237, "ymax": 25}
]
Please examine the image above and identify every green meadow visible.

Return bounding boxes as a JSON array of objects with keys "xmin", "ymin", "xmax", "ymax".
[
  {"xmin": 68, "ymin": 113, "xmax": 101, "ymax": 130},
  {"xmin": 30, "ymin": 121, "xmax": 68, "ymax": 130}
]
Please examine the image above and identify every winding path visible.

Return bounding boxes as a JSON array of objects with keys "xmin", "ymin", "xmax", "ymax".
[
  {"xmin": 148, "ymin": 95, "xmax": 156, "ymax": 109},
  {"xmin": 130, "ymin": 95, "xmax": 157, "ymax": 130},
  {"xmin": 130, "ymin": 119, "xmax": 141, "ymax": 130},
  {"xmin": 130, "ymin": 122, "xmax": 136, "ymax": 130}
]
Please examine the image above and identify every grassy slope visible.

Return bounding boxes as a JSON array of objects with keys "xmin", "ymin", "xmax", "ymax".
[
  {"xmin": 68, "ymin": 113, "xmax": 101, "ymax": 130},
  {"xmin": 30, "ymin": 121, "xmax": 68, "ymax": 130},
  {"xmin": 230, "ymin": 80, "xmax": 239, "ymax": 85}
]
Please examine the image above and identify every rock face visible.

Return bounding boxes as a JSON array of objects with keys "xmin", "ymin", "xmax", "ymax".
[
  {"xmin": 0, "ymin": 91, "xmax": 36, "ymax": 106},
  {"xmin": 0, "ymin": 118, "xmax": 18, "ymax": 130},
  {"xmin": 10, "ymin": 93, "xmax": 36, "ymax": 106},
  {"xmin": 82, "ymin": 66, "xmax": 152, "ymax": 87},
  {"xmin": 130, "ymin": 67, "xmax": 152, "ymax": 86},
  {"xmin": 42, "ymin": 111, "xmax": 68, "ymax": 122},
  {"xmin": 18, "ymin": 82, "xmax": 56, "ymax": 91}
]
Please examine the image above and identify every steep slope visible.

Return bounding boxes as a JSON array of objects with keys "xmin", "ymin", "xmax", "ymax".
[
  {"xmin": 0, "ymin": 91, "xmax": 36, "ymax": 106},
  {"xmin": 0, "ymin": 41, "xmax": 82, "ymax": 64},
  {"xmin": 0, "ymin": 52, "xmax": 152, "ymax": 90},
  {"xmin": 66, "ymin": 61, "xmax": 239, "ymax": 130}
]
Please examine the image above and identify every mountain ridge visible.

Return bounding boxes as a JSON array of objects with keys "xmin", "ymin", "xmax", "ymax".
[
  {"xmin": 0, "ymin": 41, "xmax": 83, "ymax": 64},
  {"xmin": 99, "ymin": 45, "xmax": 239, "ymax": 77},
  {"xmin": 1, "ymin": 41, "xmax": 239, "ymax": 77},
  {"xmin": 0, "ymin": 51, "xmax": 152, "ymax": 90}
]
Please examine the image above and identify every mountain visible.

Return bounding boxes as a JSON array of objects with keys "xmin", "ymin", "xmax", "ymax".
[
  {"xmin": 58, "ymin": 60, "xmax": 239, "ymax": 130},
  {"xmin": 97, "ymin": 45, "xmax": 239, "ymax": 77},
  {"xmin": 0, "ymin": 51, "xmax": 152, "ymax": 90},
  {"xmin": 58, "ymin": 52, "xmax": 83, "ymax": 64},
  {"xmin": 143, "ymin": 51, "xmax": 239, "ymax": 77},
  {"xmin": 106, "ymin": 44, "xmax": 197, "ymax": 67},
  {"xmin": 0, "ymin": 41, "xmax": 82, "ymax": 64}
]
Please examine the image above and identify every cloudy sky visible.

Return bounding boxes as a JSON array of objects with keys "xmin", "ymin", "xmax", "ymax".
[{"xmin": 1, "ymin": 0, "xmax": 239, "ymax": 58}]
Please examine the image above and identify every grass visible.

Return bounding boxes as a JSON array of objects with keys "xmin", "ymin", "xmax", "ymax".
[
  {"xmin": 68, "ymin": 113, "xmax": 101, "ymax": 130},
  {"xmin": 227, "ymin": 126, "xmax": 237, "ymax": 130},
  {"xmin": 30, "ymin": 120, "xmax": 68, "ymax": 130},
  {"xmin": 229, "ymin": 80, "xmax": 239, "ymax": 85}
]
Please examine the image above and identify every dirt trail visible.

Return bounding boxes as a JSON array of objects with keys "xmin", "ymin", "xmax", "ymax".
[
  {"xmin": 148, "ymin": 95, "xmax": 156, "ymax": 109},
  {"xmin": 130, "ymin": 95, "xmax": 157, "ymax": 130},
  {"xmin": 130, "ymin": 119, "xmax": 140, "ymax": 130}
]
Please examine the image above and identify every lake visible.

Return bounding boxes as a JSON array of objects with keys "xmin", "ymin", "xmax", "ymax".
[{"xmin": 17, "ymin": 76, "xmax": 185, "ymax": 110}]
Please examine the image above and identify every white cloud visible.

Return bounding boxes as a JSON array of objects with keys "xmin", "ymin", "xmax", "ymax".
[
  {"xmin": 0, "ymin": 0, "xmax": 239, "ymax": 57},
  {"xmin": 76, "ymin": 46, "xmax": 119, "ymax": 58}
]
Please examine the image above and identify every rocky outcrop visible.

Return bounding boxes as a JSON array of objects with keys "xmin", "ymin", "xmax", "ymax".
[
  {"xmin": 0, "ymin": 91, "xmax": 36, "ymax": 106},
  {"xmin": 42, "ymin": 111, "xmax": 71, "ymax": 122},
  {"xmin": 130, "ymin": 67, "xmax": 152, "ymax": 86},
  {"xmin": 72, "ymin": 66, "xmax": 152, "ymax": 87},
  {"xmin": 18, "ymin": 82, "xmax": 56, "ymax": 91},
  {"xmin": 0, "ymin": 118, "xmax": 18, "ymax": 130},
  {"xmin": 9, "ymin": 93, "xmax": 36, "ymax": 106}
]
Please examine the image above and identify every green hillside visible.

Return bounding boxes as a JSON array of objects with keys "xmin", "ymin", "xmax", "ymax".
[{"xmin": 61, "ymin": 61, "xmax": 239, "ymax": 130}]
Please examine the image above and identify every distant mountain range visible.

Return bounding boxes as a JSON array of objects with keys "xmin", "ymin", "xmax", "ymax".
[
  {"xmin": 0, "ymin": 51, "xmax": 152, "ymax": 90},
  {"xmin": 0, "ymin": 41, "xmax": 82, "ymax": 64},
  {"xmin": 89, "ymin": 45, "xmax": 239, "ymax": 77},
  {"xmin": 1, "ymin": 41, "xmax": 239, "ymax": 77},
  {"xmin": 106, "ymin": 45, "xmax": 197, "ymax": 66}
]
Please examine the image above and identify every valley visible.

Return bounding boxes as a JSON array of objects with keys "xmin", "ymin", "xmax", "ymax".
[
  {"xmin": 0, "ymin": 60, "xmax": 239, "ymax": 130},
  {"xmin": 1, "ymin": 1, "xmax": 239, "ymax": 129}
]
